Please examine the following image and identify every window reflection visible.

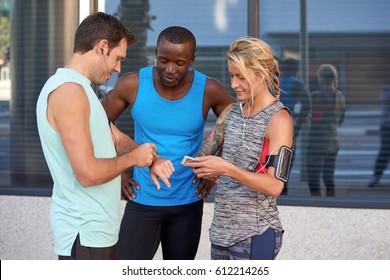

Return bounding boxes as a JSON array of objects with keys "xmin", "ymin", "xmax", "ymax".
[
  {"xmin": 0, "ymin": 0, "xmax": 389, "ymax": 205},
  {"xmin": 0, "ymin": 2, "xmax": 10, "ymax": 188}
]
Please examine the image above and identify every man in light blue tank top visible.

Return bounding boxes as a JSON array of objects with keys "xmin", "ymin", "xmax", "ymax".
[
  {"xmin": 102, "ymin": 26, "xmax": 235, "ymax": 259},
  {"xmin": 36, "ymin": 12, "xmax": 157, "ymax": 260}
]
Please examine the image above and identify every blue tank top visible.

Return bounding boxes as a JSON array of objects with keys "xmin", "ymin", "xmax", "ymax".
[{"xmin": 131, "ymin": 66, "xmax": 206, "ymax": 206}]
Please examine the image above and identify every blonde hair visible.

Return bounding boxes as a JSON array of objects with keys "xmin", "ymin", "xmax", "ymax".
[
  {"xmin": 317, "ymin": 64, "xmax": 338, "ymax": 87},
  {"xmin": 226, "ymin": 37, "xmax": 280, "ymax": 99},
  {"xmin": 317, "ymin": 63, "xmax": 340, "ymax": 110}
]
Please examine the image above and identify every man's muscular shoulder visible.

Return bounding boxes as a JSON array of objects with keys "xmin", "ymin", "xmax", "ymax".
[
  {"xmin": 113, "ymin": 71, "xmax": 140, "ymax": 102},
  {"xmin": 203, "ymin": 76, "xmax": 235, "ymax": 117},
  {"xmin": 116, "ymin": 71, "xmax": 139, "ymax": 91},
  {"xmin": 205, "ymin": 76, "xmax": 226, "ymax": 91}
]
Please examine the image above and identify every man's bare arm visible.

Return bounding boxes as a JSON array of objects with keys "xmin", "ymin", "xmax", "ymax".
[
  {"xmin": 101, "ymin": 72, "xmax": 139, "ymax": 121},
  {"xmin": 48, "ymin": 83, "xmax": 156, "ymax": 187},
  {"xmin": 109, "ymin": 122, "xmax": 138, "ymax": 155}
]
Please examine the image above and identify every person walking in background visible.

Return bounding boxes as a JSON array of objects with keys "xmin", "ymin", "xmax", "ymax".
[
  {"xmin": 368, "ymin": 83, "xmax": 390, "ymax": 188},
  {"xmin": 186, "ymin": 37, "xmax": 293, "ymax": 260},
  {"xmin": 279, "ymin": 58, "xmax": 311, "ymax": 195},
  {"xmin": 101, "ymin": 26, "xmax": 235, "ymax": 260},
  {"xmin": 279, "ymin": 58, "xmax": 311, "ymax": 137},
  {"xmin": 306, "ymin": 64, "xmax": 346, "ymax": 197},
  {"xmin": 36, "ymin": 12, "xmax": 157, "ymax": 260}
]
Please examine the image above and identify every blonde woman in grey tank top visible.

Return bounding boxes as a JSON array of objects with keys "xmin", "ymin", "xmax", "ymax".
[{"xmin": 185, "ymin": 37, "xmax": 294, "ymax": 260}]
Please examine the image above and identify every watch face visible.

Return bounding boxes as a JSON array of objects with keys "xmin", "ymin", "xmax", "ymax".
[{"xmin": 276, "ymin": 146, "xmax": 293, "ymax": 182}]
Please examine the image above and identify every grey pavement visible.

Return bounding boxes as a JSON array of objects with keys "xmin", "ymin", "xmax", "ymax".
[{"xmin": 2, "ymin": 195, "xmax": 390, "ymax": 260}]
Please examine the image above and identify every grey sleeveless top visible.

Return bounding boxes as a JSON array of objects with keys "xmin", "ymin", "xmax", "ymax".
[{"xmin": 209, "ymin": 101, "xmax": 285, "ymax": 247}]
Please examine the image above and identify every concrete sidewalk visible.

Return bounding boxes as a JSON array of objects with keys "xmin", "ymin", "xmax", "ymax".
[
  {"xmin": 0, "ymin": 195, "xmax": 212, "ymax": 260},
  {"xmin": 1, "ymin": 195, "xmax": 390, "ymax": 260}
]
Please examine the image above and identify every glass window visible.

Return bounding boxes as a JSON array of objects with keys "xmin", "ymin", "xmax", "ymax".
[
  {"xmin": 1, "ymin": 0, "xmax": 389, "ymax": 208},
  {"xmin": 260, "ymin": 1, "xmax": 390, "ymax": 207}
]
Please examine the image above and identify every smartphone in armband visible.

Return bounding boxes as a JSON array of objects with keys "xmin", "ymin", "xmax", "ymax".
[
  {"xmin": 181, "ymin": 156, "xmax": 195, "ymax": 165},
  {"xmin": 266, "ymin": 146, "xmax": 293, "ymax": 183}
]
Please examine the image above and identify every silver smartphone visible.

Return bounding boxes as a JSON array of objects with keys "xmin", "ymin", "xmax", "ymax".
[{"xmin": 181, "ymin": 156, "xmax": 195, "ymax": 165}]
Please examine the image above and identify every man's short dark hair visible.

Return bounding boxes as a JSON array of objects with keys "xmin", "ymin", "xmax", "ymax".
[
  {"xmin": 157, "ymin": 26, "xmax": 196, "ymax": 55},
  {"xmin": 73, "ymin": 12, "xmax": 136, "ymax": 54}
]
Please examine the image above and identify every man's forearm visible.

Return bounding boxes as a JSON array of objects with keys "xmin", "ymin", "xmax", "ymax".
[{"xmin": 110, "ymin": 122, "xmax": 139, "ymax": 155}]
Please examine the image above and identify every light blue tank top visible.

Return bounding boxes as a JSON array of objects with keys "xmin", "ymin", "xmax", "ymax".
[
  {"xmin": 132, "ymin": 66, "xmax": 206, "ymax": 206},
  {"xmin": 36, "ymin": 68, "xmax": 121, "ymax": 256}
]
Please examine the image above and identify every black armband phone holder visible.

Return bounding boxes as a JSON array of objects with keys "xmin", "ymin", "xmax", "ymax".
[{"xmin": 265, "ymin": 145, "xmax": 293, "ymax": 183}]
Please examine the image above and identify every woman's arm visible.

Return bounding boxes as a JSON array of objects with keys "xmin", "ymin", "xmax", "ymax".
[
  {"xmin": 197, "ymin": 104, "xmax": 233, "ymax": 156},
  {"xmin": 189, "ymin": 108, "xmax": 293, "ymax": 198}
]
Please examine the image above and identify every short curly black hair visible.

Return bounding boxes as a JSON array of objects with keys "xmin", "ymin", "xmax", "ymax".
[{"xmin": 157, "ymin": 26, "xmax": 196, "ymax": 55}]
